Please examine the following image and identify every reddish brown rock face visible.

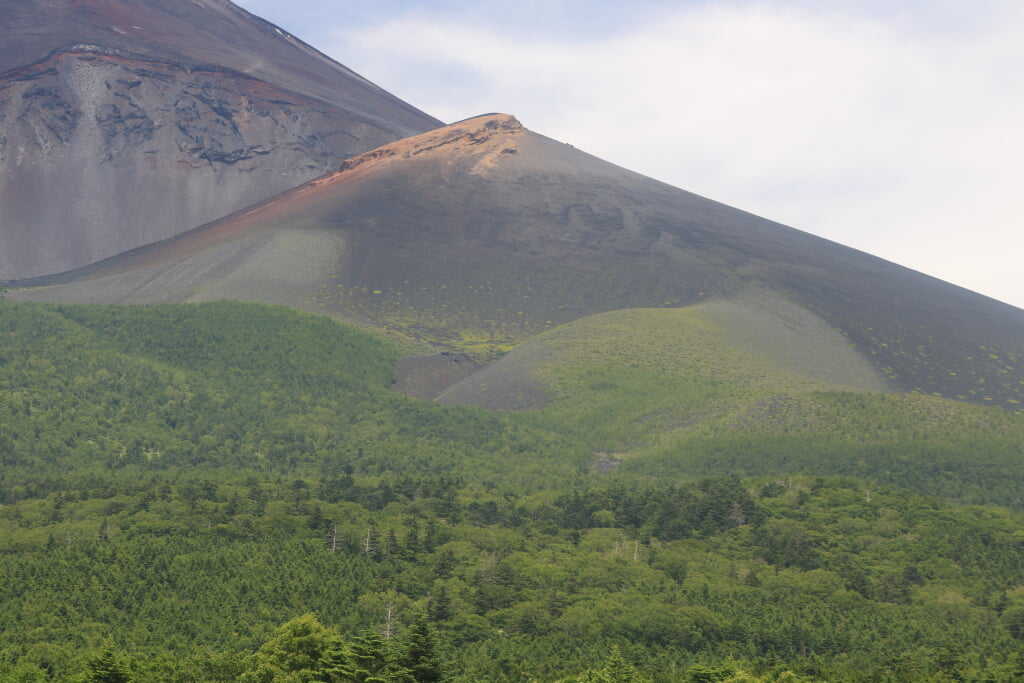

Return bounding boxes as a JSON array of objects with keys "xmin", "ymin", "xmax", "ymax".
[{"xmin": 0, "ymin": 0, "xmax": 441, "ymax": 280}]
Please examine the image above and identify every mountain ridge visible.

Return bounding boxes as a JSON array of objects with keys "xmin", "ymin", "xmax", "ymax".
[{"xmin": 0, "ymin": 0, "xmax": 421, "ymax": 114}]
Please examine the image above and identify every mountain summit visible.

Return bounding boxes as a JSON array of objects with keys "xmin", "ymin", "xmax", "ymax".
[{"xmin": 0, "ymin": 0, "xmax": 441, "ymax": 281}]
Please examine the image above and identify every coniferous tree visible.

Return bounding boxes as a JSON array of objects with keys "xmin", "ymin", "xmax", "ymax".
[
  {"xmin": 85, "ymin": 648, "xmax": 131, "ymax": 683},
  {"xmin": 319, "ymin": 639, "xmax": 351, "ymax": 683},
  {"xmin": 566, "ymin": 647, "xmax": 647, "ymax": 683},
  {"xmin": 396, "ymin": 616, "xmax": 443, "ymax": 683},
  {"xmin": 599, "ymin": 647, "xmax": 646, "ymax": 683},
  {"xmin": 333, "ymin": 629, "xmax": 392, "ymax": 683},
  {"xmin": 428, "ymin": 586, "xmax": 452, "ymax": 623},
  {"xmin": 433, "ymin": 549, "xmax": 455, "ymax": 579},
  {"xmin": 403, "ymin": 519, "xmax": 421, "ymax": 559}
]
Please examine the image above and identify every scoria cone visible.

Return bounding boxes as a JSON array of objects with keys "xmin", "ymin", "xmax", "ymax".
[{"xmin": 15, "ymin": 114, "xmax": 1024, "ymax": 410}]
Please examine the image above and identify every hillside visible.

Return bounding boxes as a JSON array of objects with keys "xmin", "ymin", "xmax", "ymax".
[
  {"xmin": 14, "ymin": 113, "xmax": 1024, "ymax": 410},
  {"xmin": 3, "ymin": 299, "xmax": 1024, "ymax": 681},
  {"xmin": 441, "ymin": 301, "xmax": 1024, "ymax": 505}
]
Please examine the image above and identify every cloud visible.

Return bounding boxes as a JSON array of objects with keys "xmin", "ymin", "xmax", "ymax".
[{"xmin": 312, "ymin": 2, "xmax": 1024, "ymax": 308}]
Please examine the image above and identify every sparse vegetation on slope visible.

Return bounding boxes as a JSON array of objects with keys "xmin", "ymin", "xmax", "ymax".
[{"xmin": 440, "ymin": 305, "xmax": 1024, "ymax": 505}]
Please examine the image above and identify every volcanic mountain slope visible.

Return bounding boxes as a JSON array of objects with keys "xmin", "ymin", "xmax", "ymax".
[
  {"xmin": 14, "ymin": 113, "xmax": 1024, "ymax": 410},
  {"xmin": 0, "ymin": 0, "xmax": 441, "ymax": 281}
]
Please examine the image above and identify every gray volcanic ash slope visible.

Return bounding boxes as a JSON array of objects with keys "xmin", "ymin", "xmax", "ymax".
[
  {"xmin": 16, "ymin": 114, "xmax": 1024, "ymax": 410},
  {"xmin": 0, "ymin": 0, "xmax": 441, "ymax": 281}
]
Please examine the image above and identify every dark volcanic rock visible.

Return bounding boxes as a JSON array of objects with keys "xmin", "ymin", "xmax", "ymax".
[{"xmin": 0, "ymin": 0, "xmax": 441, "ymax": 280}]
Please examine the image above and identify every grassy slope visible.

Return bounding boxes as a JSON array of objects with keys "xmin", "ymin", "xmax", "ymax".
[{"xmin": 443, "ymin": 302, "xmax": 1024, "ymax": 505}]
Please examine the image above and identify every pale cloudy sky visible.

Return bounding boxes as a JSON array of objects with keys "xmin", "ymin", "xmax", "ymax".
[{"xmin": 236, "ymin": 0, "xmax": 1024, "ymax": 310}]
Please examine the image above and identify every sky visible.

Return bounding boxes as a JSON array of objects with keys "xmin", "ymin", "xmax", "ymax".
[{"xmin": 236, "ymin": 0, "xmax": 1024, "ymax": 310}]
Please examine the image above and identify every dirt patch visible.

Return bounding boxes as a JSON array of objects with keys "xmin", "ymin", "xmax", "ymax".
[
  {"xmin": 393, "ymin": 352, "xmax": 482, "ymax": 400},
  {"xmin": 592, "ymin": 453, "xmax": 623, "ymax": 474}
]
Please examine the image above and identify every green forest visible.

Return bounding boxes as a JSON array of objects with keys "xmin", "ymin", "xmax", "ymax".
[{"xmin": 3, "ymin": 300, "xmax": 1024, "ymax": 681}]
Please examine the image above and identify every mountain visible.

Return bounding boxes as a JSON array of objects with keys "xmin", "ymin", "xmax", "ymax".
[
  {"xmin": 0, "ymin": 0, "xmax": 441, "ymax": 281},
  {"xmin": 14, "ymin": 113, "xmax": 1024, "ymax": 410},
  {"xmin": 7, "ymin": 5, "xmax": 1024, "ymax": 679}
]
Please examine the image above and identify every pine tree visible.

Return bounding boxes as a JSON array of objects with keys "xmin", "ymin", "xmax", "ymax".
[
  {"xmin": 319, "ymin": 639, "xmax": 351, "ymax": 683},
  {"xmin": 333, "ymin": 629, "xmax": 392, "ymax": 683},
  {"xmin": 598, "ymin": 647, "xmax": 645, "ymax": 683},
  {"xmin": 396, "ymin": 616, "xmax": 443, "ymax": 683},
  {"xmin": 428, "ymin": 586, "xmax": 452, "ymax": 623},
  {"xmin": 85, "ymin": 648, "xmax": 131, "ymax": 683},
  {"xmin": 566, "ymin": 647, "xmax": 647, "ymax": 683},
  {"xmin": 384, "ymin": 529, "xmax": 399, "ymax": 559},
  {"xmin": 403, "ymin": 519, "xmax": 421, "ymax": 558},
  {"xmin": 433, "ymin": 549, "xmax": 455, "ymax": 579}
]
